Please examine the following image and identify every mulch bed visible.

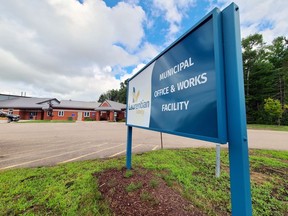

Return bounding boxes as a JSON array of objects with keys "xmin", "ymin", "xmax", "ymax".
[{"xmin": 94, "ymin": 167, "xmax": 206, "ymax": 216}]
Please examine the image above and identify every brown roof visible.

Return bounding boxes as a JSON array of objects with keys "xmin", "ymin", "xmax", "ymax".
[{"xmin": 95, "ymin": 100, "xmax": 126, "ymax": 111}]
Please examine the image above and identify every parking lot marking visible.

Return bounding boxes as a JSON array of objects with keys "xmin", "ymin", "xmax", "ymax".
[
  {"xmin": 0, "ymin": 141, "xmax": 97, "ymax": 163},
  {"xmin": 108, "ymin": 144, "xmax": 143, "ymax": 158},
  {"xmin": 58, "ymin": 143, "xmax": 125, "ymax": 164},
  {"xmin": 152, "ymin": 145, "xmax": 158, "ymax": 150},
  {"xmin": 0, "ymin": 143, "xmax": 107, "ymax": 170}
]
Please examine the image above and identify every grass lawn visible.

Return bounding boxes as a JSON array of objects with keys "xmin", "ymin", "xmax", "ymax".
[
  {"xmin": 0, "ymin": 148, "xmax": 287, "ymax": 215},
  {"xmin": 248, "ymin": 124, "xmax": 288, "ymax": 132}
]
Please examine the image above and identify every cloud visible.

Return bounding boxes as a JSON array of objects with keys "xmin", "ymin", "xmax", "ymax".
[
  {"xmin": 151, "ymin": 0, "xmax": 197, "ymax": 38},
  {"xmin": 208, "ymin": 0, "xmax": 288, "ymax": 43},
  {"xmin": 0, "ymin": 0, "xmax": 148, "ymax": 100},
  {"xmin": 1, "ymin": 0, "xmax": 285, "ymax": 102},
  {"xmin": 120, "ymin": 63, "xmax": 146, "ymax": 82}
]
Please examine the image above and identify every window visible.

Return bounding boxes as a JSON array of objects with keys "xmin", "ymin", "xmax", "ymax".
[
  {"xmin": 58, "ymin": 111, "xmax": 64, "ymax": 116},
  {"xmin": 29, "ymin": 112, "xmax": 37, "ymax": 120},
  {"xmin": 47, "ymin": 111, "xmax": 53, "ymax": 117},
  {"xmin": 30, "ymin": 112, "xmax": 37, "ymax": 116},
  {"xmin": 8, "ymin": 109, "xmax": 13, "ymax": 115},
  {"xmin": 84, "ymin": 112, "xmax": 90, "ymax": 117}
]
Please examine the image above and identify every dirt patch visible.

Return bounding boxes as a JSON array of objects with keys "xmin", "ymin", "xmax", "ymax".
[
  {"xmin": 94, "ymin": 167, "xmax": 205, "ymax": 216},
  {"xmin": 250, "ymin": 171, "xmax": 270, "ymax": 184},
  {"xmin": 252, "ymin": 165, "xmax": 288, "ymax": 181}
]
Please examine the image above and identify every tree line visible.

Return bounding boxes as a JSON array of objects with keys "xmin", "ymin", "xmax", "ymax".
[
  {"xmin": 242, "ymin": 34, "xmax": 288, "ymax": 125},
  {"xmin": 98, "ymin": 34, "xmax": 288, "ymax": 125}
]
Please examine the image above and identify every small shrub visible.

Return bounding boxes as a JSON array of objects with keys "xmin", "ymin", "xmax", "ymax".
[
  {"xmin": 117, "ymin": 119, "xmax": 126, "ymax": 122},
  {"xmin": 140, "ymin": 191, "xmax": 153, "ymax": 201},
  {"xmin": 125, "ymin": 182, "xmax": 142, "ymax": 192},
  {"xmin": 140, "ymin": 191, "xmax": 159, "ymax": 206},
  {"xmin": 149, "ymin": 178, "xmax": 159, "ymax": 188},
  {"xmin": 123, "ymin": 170, "xmax": 133, "ymax": 178},
  {"xmin": 264, "ymin": 98, "xmax": 284, "ymax": 125},
  {"xmin": 84, "ymin": 117, "xmax": 95, "ymax": 121}
]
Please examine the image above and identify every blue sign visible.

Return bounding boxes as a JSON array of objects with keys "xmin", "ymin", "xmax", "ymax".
[{"xmin": 127, "ymin": 9, "xmax": 227, "ymax": 144}]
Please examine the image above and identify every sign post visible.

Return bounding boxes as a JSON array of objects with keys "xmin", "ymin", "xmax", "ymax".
[
  {"xmin": 125, "ymin": 3, "xmax": 252, "ymax": 215},
  {"xmin": 222, "ymin": 4, "xmax": 252, "ymax": 215},
  {"xmin": 126, "ymin": 126, "xmax": 132, "ymax": 170},
  {"xmin": 160, "ymin": 132, "xmax": 163, "ymax": 149}
]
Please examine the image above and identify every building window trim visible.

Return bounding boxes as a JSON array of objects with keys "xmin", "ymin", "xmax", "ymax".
[
  {"xmin": 84, "ymin": 112, "xmax": 90, "ymax": 117},
  {"xmin": 58, "ymin": 111, "xmax": 64, "ymax": 117}
]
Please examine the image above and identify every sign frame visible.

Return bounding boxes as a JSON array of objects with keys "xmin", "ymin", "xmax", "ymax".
[{"xmin": 126, "ymin": 8, "xmax": 227, "ymax": 144}]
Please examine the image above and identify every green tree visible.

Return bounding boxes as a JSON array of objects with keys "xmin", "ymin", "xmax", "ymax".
[
  {"xmin": 97, "ymin": 79, "xmax": 128, "ymax": 104},
  {"xmin": 267, "ymin": 36, "xmax": 288, "ymax": 106},
  {"xmin": 117, "ymin": 79, "xmax": 128, "ymax": 104},
  {"xmin": 242, "ymin": 34, "xmax": 270, "ymax": 122},
  {"xmin": 242, "ymin": 34, "xmax": 267, "ymax": 98},
  {"xmin": 241, "ymin": 34, "xmax": 288, "ymax": 124},
  {"xmin": 98, "ymin": 94, "xmax": 106, "ymax": 103},
  {"xmin": 264, "ymin": 98, "xmax": 284, "ymax": 125}
]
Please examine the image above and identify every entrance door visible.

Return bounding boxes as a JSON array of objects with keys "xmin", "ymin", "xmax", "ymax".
[{"xmin": 77, "ymin": 112, "xmax": 82, "ymax": 121}]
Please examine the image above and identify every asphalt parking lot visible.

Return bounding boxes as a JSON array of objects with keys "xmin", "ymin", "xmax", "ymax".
[{"xmin": 0, "ymin": 121, "xmax": 287, "ymax": 170}]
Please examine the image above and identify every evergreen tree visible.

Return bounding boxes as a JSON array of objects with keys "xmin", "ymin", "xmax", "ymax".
[
  {"xmin": 267, "ymin": 36, "xmax": 288, "ymax": 106},
  {"xmin": 242, "ymin": 34, "xmax": 269, "ymax": 122},
  {"xmin": 118, "ymin": 80, "xmax": 128, "ymax": 104},
  {"xmin": 97, "ymin": 79, "xmax": 128, "ymax": 104},
  {"xmin": 242, "ymin": 34, "xmax": 288, "ymax": 125},
  {"xmin": 242, "ymin": 34, "xmax": 267, "ymax": 98}
]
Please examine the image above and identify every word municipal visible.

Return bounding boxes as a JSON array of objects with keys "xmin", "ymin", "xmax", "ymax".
[
  {"xmin": 159, "ymin": 57, "xmax": 194, "ymax": 81},
  {"xmin": 162, "ymin": 100, "xmax": 190, "ymax": 112}
]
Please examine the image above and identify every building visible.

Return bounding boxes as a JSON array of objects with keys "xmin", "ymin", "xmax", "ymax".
[
  {"xmin": 52, "ymin": 100, "xmax": 100, "ymax": 121},
  {"xmin": 0, "ymin": 94, "xmax": 126, "ymax": 121},
  {"xmin": 95, "ymin": 100, "xmax": 126, "ymax": 121},
  {"xmin": 0, "ymin": 97, "xmax": 60, "ymax": 120}
]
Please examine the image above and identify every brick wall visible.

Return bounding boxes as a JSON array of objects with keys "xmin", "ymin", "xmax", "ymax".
[
  {"xmin": 51, "ymin": 110, "xmax": 77, "ymax": 121},
  {"xmin": 1, "ymin": 107, "xmax": 124, "ymax": 121},
  {"xmin": 1, "ymin": 109, "xmax": 43, "ymax": 120},
  {"xmin": 51, "ymin": 110, "xmax": 96, "ymax": 121}
]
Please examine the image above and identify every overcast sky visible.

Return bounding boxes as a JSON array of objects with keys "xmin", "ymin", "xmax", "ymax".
[{"xmin": 0, "ymin": 0, "xmax": 287, "ymax": 101}]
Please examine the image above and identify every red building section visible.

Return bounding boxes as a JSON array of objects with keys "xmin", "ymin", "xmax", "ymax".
[
  {"xmin": 0, "ymin": 95, "xmax": 126, "ymax": 122},
  {"xmin": 95, "ymin": 100, "xmax": 126, "ymax": 121}
]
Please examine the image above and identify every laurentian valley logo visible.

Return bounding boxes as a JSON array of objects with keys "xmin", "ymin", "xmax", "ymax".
[
  {"xmin": 128, "ymin": 87, "xmax": 150, "ymax": 111},
  {"xmin": 132, "ymin": 87, "xmax": 140, "ymax": 103}
]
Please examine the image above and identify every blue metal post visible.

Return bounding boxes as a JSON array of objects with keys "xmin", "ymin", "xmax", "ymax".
[
  {"xmin": 126, "ymin": 126, "xmax": 133, "ymax": 169},
  {"xmin": 222, "ymin": 3, "xmax": 252, "ymax": 215}
]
